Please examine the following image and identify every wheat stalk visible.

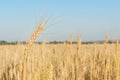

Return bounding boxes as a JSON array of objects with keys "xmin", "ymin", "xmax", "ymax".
[
  {"xmin": 105, "ymin": 33, "xmax": 109, "ymax": 43},
  {"xmin": 77, "ymin": 34, "xmax": 81, "ymax": 50},
  {"xmin": 22, "ymin": 23, "xmax": 45, "ymax": 80},
  {"xmin": 70, "ymin": 34, "xmax": 73, "ymax": 45}
]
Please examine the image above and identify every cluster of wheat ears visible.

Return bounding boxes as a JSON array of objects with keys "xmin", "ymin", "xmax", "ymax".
[{"xmin": 0, "ymin": 23, "xmax": 120, "ymax": 80}]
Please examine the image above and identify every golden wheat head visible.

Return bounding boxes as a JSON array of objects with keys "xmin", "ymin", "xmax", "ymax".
[{"xmin": 24, "ymin": 23, "xmax": 45, "ymax": 55}]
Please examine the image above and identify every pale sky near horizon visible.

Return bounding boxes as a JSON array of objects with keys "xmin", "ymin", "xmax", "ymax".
[{"xmin": 0, "ymin": 0, "xmax": 120, "ymax": 42}]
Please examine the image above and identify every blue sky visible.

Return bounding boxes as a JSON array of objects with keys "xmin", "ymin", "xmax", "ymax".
[{"xmin": 0, "ymin": 0, "xmax": 120, "ymax": 42}]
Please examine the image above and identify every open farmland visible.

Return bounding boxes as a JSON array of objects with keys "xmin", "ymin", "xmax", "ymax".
[
  {"xmin": 0, "ymin": 42, "xmax": 120, "ymax": 80},
  {"xmin": 0, "ymin": 24, "xmax": 120, "ymax": 80},
  {"xmin": 0, "ymin": 0, "xmax": 120, "ymax": 80}
]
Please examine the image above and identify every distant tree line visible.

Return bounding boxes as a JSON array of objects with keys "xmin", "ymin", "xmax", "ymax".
[
  {"xmin": 0, "ymin": 40, "xmax": 117, "ymax": 45},
  {"xmin": 0, "ymin": 41, "xmax": 26, "ymax": 45}
]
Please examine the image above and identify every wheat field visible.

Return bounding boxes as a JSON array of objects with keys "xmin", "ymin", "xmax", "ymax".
[
  {"xmin": 0, "ymin": 41, "xmax": 120, "ymax": 80},
  {"xmin": 0, "ymin": 24, "xmax": 120, "ymax": 80}
]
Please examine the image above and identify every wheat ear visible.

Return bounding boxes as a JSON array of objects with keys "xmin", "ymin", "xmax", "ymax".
[{"xmin": 24, "ymin": 23, "xmax": 44, "ymax": 56}]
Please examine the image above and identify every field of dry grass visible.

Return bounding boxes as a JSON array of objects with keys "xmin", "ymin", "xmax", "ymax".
[{"xmin": 0, "ymin": 42, "xmax": 120, "ymax": 80}]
